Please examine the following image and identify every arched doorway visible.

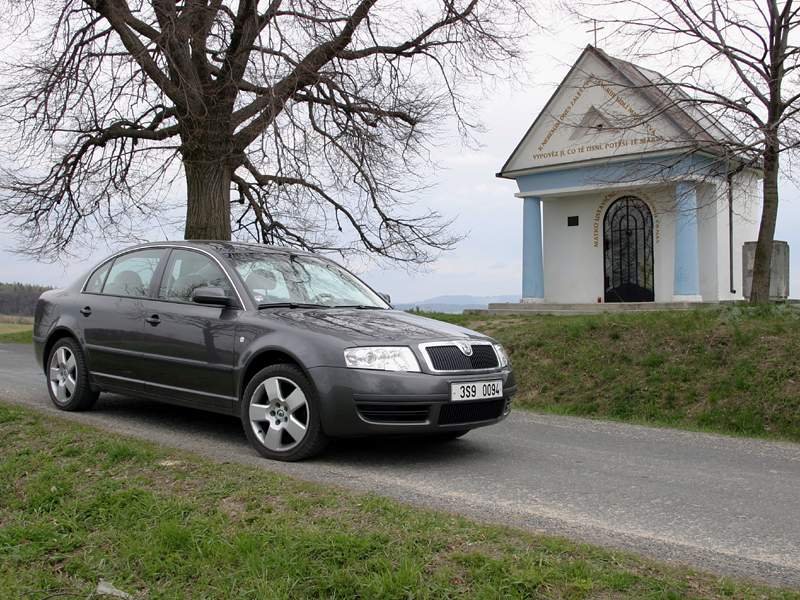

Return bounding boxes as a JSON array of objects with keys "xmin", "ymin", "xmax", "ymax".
[{"xmin": 603, "ymin": 196, "xmax": 654, "ymax": 302}]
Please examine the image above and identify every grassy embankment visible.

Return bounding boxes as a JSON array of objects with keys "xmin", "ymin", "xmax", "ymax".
[
  {"xmin": 1, "ymin": 402, "xmax": 797, "ymax": 599},
  {"xmin": 430, "ymin": 305, "xmax": 800, "ymax": 442},
  {"xmin": 0, "ymin": 314, "xmax": 33, "ymax": 343}
]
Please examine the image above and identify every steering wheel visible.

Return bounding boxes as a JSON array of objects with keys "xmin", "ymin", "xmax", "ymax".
[{"xmin": 312, "ymin": 292, "xmax": 336, "ymax": 305}]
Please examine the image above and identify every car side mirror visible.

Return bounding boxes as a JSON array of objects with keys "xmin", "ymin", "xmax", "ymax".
[
  {"xmin": 192, "ymin": 286, "xmax": 232, "ymax": 307},
  {"xmin": 378, "ymin": 292, "xmax": 391, "ymax": 305}
]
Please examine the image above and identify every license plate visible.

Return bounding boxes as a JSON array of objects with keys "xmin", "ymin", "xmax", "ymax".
[{"xmin": 450, "ymin": 380, "xmax": 503, "ymax": 401}]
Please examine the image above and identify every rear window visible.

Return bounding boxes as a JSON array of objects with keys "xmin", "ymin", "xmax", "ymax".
[
  {"xmin": 101, "ymin": 249, "xmax": 165, "ymax": 298},
  {"xmin": 84, "ymin": 261, "xmax": 112, "ymax": 294}
]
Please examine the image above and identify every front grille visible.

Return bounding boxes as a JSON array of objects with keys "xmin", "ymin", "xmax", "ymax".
[
  {"xmin": 424, "ymin": 343, "xmax": 499, "ymax": 371},
  {"xmin": 438, "ymin": 399, "xmax": 505, "ymax": 425},
  {"xmin": 356, "ymin": 403, "xmax": 431, "ymax": 423}
]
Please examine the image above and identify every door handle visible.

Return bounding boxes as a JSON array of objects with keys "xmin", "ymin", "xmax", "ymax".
[
  {"xmin": 144, "ymin": 314, "xmax": 161, "ymax": 326},
  {"xmin": 80, "ymin": 306, "xmax": 92, "ymax": 317}
]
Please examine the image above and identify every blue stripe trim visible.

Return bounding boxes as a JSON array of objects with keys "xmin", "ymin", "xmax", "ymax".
[{"xmin": 514, "ymin": 154, "xmax": 724, "ymax": 196}]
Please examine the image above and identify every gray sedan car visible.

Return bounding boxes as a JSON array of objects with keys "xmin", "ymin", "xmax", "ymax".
[{"xmin": 34, "ymin": 241, "xmax": 515, "ymax": 461}]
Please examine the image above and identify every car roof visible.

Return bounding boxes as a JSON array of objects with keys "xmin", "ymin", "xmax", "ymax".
[{"xmin": 129, "ymin": 240, "xmax": 315, "ymax": 257}]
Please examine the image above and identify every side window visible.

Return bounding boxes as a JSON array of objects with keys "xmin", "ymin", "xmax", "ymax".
[
  {"xmin": 102, "ymin": 249, "xmax": 164, "ymax": 298},
  {"xmin": 84, "ymin": 261, "xmax": 112, "ymax": 294},
  {"xmin": 159, "ymin": 249, "xmax": 233, "ymax": 302}
]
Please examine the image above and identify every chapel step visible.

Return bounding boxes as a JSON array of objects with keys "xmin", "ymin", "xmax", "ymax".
[{"xmin": 469, "ymin": 301, "xmax": 715, "ymax": 316}]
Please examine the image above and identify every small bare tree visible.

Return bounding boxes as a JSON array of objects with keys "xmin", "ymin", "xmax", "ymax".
[
  {"xmin": 0, "ymin": 0, "xmax": 530, "ymax": 264},
  {"xmin": 572, "ymin": 0, "xmax": 800, "ymax": 303}
]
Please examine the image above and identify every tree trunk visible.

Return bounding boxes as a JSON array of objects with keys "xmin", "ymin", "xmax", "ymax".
[
  {"xmin": 183, "ymin": 159, "xmax": 232, "ymax": 240},
  {"xmin": 750, "ymin": 142, "xmax": 779, "ymax": 304}
]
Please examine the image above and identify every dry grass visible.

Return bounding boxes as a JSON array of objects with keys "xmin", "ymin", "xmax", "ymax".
[{"xmin": 0, "ymin": 314, "xmax": 33, "ymax": 325}]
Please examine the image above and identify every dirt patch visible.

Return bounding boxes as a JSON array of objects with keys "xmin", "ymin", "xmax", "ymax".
[{"xmin": 219, "ymin": 496, "xmax": 247, "ymax": 520}]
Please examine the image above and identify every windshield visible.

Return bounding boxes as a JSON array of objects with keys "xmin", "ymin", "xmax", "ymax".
[{"xmin": 225, "ymin": 251, "xmax": 389, "ymax": 309}]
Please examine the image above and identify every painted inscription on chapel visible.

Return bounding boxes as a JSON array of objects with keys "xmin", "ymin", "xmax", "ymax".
[
  {"xmin": 536, "ymin": 83, "xmax": 586, "ymax": 153},
  {"xmin": 592, "ymin": 190, "xmax": 661, "ymax": 248},
  {"xmin": 599, "ymin": 81, "xmax": 659, "ymax": 139},
  {"xmin": 534, "ymin": 79, "xmax": 663, "ymax": 163}
]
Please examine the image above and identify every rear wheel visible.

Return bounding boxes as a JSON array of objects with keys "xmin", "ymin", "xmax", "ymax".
[
  {"xmin": 241, "ymin": 364, "xmax": 328, "ymax": 461},
  {"xmin": 46, "ymin": 338, "xmax": 98, "ymax": 411}
]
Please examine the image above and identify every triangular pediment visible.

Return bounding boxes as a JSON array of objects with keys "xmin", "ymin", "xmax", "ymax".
[
  {"xmin": 499, "ymin": 46, "xmax": 729, "ymax": 177},
  {"xmin": 569, "ymin": 105, "xmax": 614, "ymax": 140}
]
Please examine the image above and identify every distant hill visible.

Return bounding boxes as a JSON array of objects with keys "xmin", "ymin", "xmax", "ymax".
[
  {"xmin": 0, "ymin": 282, "xmax": 51, "ymax": 316},
  {"xmin": 395, "ymin": 294, "xmax": 519, "ymax": 314}
]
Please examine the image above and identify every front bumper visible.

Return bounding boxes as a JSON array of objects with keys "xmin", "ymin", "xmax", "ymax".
[{"xmin": 308, "ymin": 365, "xmax": 516, "ymax": 437}]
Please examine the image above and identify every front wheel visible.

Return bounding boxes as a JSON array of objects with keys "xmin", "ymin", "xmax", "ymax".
[
  {"xmin": 241, "ymin": 364, "xmax": 328, "ymax": 461},
  {"xmin": 46, "ymin": 338, "xmax": 98, "ymax": 411}
]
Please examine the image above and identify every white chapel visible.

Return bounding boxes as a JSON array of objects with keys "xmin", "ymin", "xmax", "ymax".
[{"xmin": 497, "ymin": 45, "xmax": 762, "ymax": 304}]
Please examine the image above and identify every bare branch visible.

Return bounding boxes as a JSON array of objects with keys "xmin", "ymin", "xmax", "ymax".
[{"xmin": 0, "ymin": 0, "xmax": 532, "ymax": 263}]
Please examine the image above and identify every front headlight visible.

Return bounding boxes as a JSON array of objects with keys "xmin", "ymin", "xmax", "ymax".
[
  {"xmin": 494, "ymin": 343, "xmax": 510, "ymax": 367},
  {"xmin": 343, "ymin": 346, "xmax": 421, "ymax": 372}
]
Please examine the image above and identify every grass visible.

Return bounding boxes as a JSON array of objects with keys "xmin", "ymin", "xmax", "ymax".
[
  {"xmin": 0, "ymin": 323, "xmax": 33, "ymax": 343},
  {"xmin": 0, "ymin": 315, "xmax": 34, "ymax": 343},
  {"xmin": 1, "ymin": 402, "xmax": 797, "ymax": 599},
  {"xmin": 424, "ymin": 304, "xmax": 800, "ymax": 442}
]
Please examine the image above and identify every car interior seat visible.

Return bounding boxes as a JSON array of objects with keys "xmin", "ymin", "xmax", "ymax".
[
  {"xmin": 245, "ymin": 269, "xmax": 278, "ymax": 303},
  {"xmin": 105, "ymin": 270, "xmax": 145, "ymax": 296},
  {"xmin": 169, "ymin": 261, "xmax": 230, "ymax": 301}
]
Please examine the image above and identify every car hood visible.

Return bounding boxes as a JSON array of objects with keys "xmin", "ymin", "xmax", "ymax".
[{"xmin": 257, "ymin": 308, "xmax": 489, "ymax": 344}]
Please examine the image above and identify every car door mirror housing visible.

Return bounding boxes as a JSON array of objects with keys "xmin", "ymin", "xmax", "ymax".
[
  {"xmin": 191, "ymin": 286, "xmax": 233, "ymax": 306},
  {"xmin": 378, "ymin": 292, "xmax": 391, "ymax": 305}
]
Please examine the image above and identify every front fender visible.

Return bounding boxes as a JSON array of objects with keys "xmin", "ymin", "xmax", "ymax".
[{"xmin": 235, "ymin": 326, "xmax": 346, "ymax": 400}]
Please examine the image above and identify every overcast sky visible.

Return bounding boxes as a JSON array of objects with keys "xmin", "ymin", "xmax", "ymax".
[{"xmin": 1, "ymin": 9, "xmax": 799, "ymax": 303}]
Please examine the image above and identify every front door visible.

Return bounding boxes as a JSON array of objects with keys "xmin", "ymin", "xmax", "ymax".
[
  {"xmin": 136, "ymin": 248, "xmax": 238, "ymax": 410},
  {"xmin": 603, "ymin": 196, "xmax": 655, "ymax": 302}
]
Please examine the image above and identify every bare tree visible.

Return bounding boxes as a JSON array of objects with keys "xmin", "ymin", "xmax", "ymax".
[
  {"xmin": 0, "ymin": 0, "xmax": 530, "ymax": 264},
  {"xmin": 572, "ymin": 0, "xmax": 800, "ymax": 303}
]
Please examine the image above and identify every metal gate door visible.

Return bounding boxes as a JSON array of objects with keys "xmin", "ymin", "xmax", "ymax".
[{"xmin": 603, "ymin": 196, "xmax": 654, "ymax": 302}]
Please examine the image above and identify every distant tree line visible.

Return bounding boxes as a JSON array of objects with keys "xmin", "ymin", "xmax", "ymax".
[{"xmin": 0, "ymin": 282, "xmax": 50, "ymax": 316}]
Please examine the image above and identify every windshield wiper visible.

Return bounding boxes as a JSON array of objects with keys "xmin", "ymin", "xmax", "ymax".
[
  {"xmin": 332, "ymin": 304, "xmax": 385, "ymax": 310},
  {"xmin": 258, "ymin": 302, "xmax": 330, "ymax": 309}
]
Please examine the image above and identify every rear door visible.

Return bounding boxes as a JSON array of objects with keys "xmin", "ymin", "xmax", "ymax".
[
  {"xmin": 135, "ymin": 248, "xmax": 239, "ymax": 410},
  {"xmin": 80, "ymin": 248, "xmax": 167, "ymax": 387}
]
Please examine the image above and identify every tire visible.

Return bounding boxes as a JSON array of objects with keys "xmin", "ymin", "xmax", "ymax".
[
  {"xmin": 241, "ymin": 364, "xmax": 328, "ymax": 461},
  {"xmin": 46, "ymin": 337, "xmax": 99, "ymax": 411}
]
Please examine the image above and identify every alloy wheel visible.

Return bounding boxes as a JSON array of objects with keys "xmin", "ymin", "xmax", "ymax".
[
  {"xmin": 248, "ymin": 376, "xmax": 309, "ymax": 452},
  {"xmin": 49, "ymin": 346, "xmax": 77, "ymax": 405}
]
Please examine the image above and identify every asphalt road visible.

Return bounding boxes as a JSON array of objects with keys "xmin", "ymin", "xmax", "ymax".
[{"xmin": 1, "ymin": 343, "xmax": 799, "ymax": 588}]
